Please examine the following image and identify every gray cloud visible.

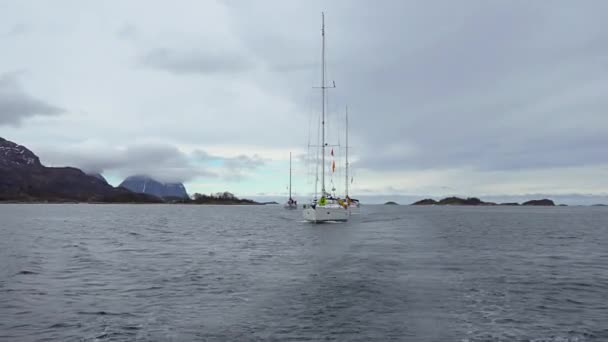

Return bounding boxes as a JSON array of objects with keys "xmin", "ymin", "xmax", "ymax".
[
  {"xmin": 225, "ymin": 1, "xmax": 608, "ymax": 173},
  {"xmin": 193, "ymin": 150, "xmax": 266, "ymax": 167},
  {"xmin": 223, "ymin": 154, "xmax": 265, "ymax": 170},
  {"xmin": 0, "ymin": 73, "xmax": 63, "ymax": 126},
  {"xmin": 116, "ymin": 24, "xmax": 137, "ymax": 40},
  {"xmin": 37, "ymin": 143, "xmax": 267, "ymax": 184},
  {"xmin": 38, "ymin": 143, "xmax": 217, "ymax": 183},
  {"xmin": 193, "ymin": 150, "xmax": 266, "ymax": 181},
  {"xmin": 3, "ymin": 1, "xmax": 608, "ymax": 197},
  {"xmin": 5, "ymin": 23, "xmax": 27, "ymax": 36},
  {"xmin": 140, "ymin": 48, "xmax": 255, "ymax": 74}
]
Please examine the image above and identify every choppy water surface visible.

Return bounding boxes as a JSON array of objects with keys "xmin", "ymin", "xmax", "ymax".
[{"xmin": 1, "ymin": 204, "xmax": 607, "ymax": 341}]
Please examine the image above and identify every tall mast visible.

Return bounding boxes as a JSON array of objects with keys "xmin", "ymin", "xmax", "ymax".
[
  {"xmin": 345, "ymin": 105, "xmax": 349, "ymax": 198},
  {"xmin": 321, "ymin": 12, "xmax": 326, "ymax": 196},
  {"xmin": 314, "ymin": 109, "xmax": 320, "ymax": 199},
  {"xmin": 289, "ymin": 152, "xmax": 292, "ymax": 199}
]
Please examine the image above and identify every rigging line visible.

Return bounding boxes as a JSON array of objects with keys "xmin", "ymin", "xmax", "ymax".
[
  {"xmin": 314, "ymin": 94, "xmax": 321, "ymax": 199},
  {"xmin": 306, "ymin": 85, "xmax": 313, "ymax": 186}
]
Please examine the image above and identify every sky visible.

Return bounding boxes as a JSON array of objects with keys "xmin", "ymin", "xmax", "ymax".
[{"xmin": 1, "ymin": 0, "xmax": 608, "ymax": 204}]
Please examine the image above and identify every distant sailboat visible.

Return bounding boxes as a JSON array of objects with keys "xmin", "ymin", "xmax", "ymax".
[
  {"xmin": 284, "ymin": 152, "xmax": 297, "ymax": 209},
  {"xmin": 303, "ymin": 13, "xmax": 349, "ymax": 223},
  {"xmin": 344, "ymin": 106, "xmax": 360, "ymax": 213}
]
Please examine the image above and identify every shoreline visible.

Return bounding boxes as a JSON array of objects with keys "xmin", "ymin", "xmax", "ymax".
[
  {"xmin": 1, "ymin": 201, "xmax": 605, "ymax": 207},
  {"xmin": 0, "ymin": 200, "xmax": 264, "ymax": 205}
]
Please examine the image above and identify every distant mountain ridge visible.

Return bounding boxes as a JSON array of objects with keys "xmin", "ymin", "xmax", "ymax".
[
  {"xmin": 119, "ymin": 175, "xmax": 188, "ymax": 199},
  {"xmin": 0, "ymin": 137, "xmax": 160, "ymax": 203}
]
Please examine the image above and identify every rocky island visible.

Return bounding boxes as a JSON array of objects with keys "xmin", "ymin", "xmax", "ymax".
[
  {"xmin": 188, "ymin": 192, "xmax": 259, "ymax": 205},
  {"xmin": 412, "ymin": 196, "xmax": 556, "ymax": 206},
  {"xmin": 521, "ymin": 199, "xmax": 555, "ymax": 206},
  {"xmin": 412, "ymin": 197, "xmax": 494, "ymax": 206}
]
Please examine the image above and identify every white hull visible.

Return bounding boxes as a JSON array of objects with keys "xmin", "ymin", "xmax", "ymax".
[{"xmin": 303, "ymin": 206, "xmax": 349, "ymax": 223}]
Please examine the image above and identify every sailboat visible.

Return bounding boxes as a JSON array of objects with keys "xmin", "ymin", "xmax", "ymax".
[
  {"xmin": 284, "ymin": 152, "xmax": 297, "ymax": 209},
  {"xmin": 344, "ymin": 106, "xmax": 360, "ymax": 213},
  {"xmin": 303, "ymin": 13, "xmax": 349, "ymax": 223}
]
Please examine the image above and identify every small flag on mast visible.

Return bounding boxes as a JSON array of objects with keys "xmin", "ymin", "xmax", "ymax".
[
  {"xmin": 330, "ymin": 149, "xmax": 334, "ymax": 157},
  {"xmin": 332, "ymin": 160, "xmax": 336, "ymax": 173}
]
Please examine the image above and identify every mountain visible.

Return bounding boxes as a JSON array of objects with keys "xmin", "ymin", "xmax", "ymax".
[
  {"xmin": 119, "ymin": 175, "xmax": 188, "ymax": 199},
  {"xmin": 0, "ymin": 137, "xmax": 42, "ymax": 169},
  {"xmin": 0, "ymin": 137, "xmax": 160, "ymax": 203}
]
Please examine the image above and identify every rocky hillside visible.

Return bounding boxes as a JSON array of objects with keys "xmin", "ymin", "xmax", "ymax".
[
  {"xmin": 0, "ymin": 137, "xmax": 42, "ymax": 169},
  {"xmin": 88, "ymin": 173, "xmax": 108, "ymax": 184},
  {"xmin": 0, "ymin": 137, "xmax": 160, "ymax": 203}
]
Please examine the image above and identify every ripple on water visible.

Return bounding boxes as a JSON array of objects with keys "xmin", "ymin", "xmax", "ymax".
[{"xmin": 0, "ymin": 204, "xmax": 607, "ymax": 341}]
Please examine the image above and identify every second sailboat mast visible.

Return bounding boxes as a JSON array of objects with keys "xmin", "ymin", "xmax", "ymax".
[{"xmin": 345, "ymin": 106, "xmax": 349, "ymax": 198}]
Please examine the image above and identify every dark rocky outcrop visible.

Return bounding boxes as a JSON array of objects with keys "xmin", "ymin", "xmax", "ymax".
[
  {"xmin": 412, "ymin": 196, "xmax": 557, "ymax": 206},
  {"xmin": 0, "ymin": 137, "xmax": 160, "ymax": 203},
  {"xmin": 412, "ymin": 197, "xmax": 495, "ymax": 206},
  {"xmin": 522, "ymin": 199, "xmax": 555, "ymax": 206},
  {"xmin": 412, "ymin": 198, "xmax": 438, "ymax": 205},
  {"xmin": 119, "ymin": 175, "xmax": 188, "ymax": 199},
  {"xmin": 88, "ymin": 173, "xmax": 108, "ymax": 184},
  {"xmin": 384, "ymin": 201, "xmax": 399, "ymax": 205},
  {"xmin": 439, "ymin": 197, "xmax": 495, "ymax": 205},
  {"xmin": 0, "ymin": 137, "xmax": 42, "ymax": 169}
]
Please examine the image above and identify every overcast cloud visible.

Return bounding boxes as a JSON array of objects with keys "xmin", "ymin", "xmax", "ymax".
[
  {"xmin": 0, "ymin": 72, "xmax": 63, "ymax": 126},
  {"xmin": 37, "ymin": 142, "xmax": 215, "ymax": 183},
  {"xmin": 1, "ymin": 0, "xmax": 607, "ymax": 201},
  {"xmin": 140, "ymin": 48, "xmax": 256, "ymax": 75}
]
